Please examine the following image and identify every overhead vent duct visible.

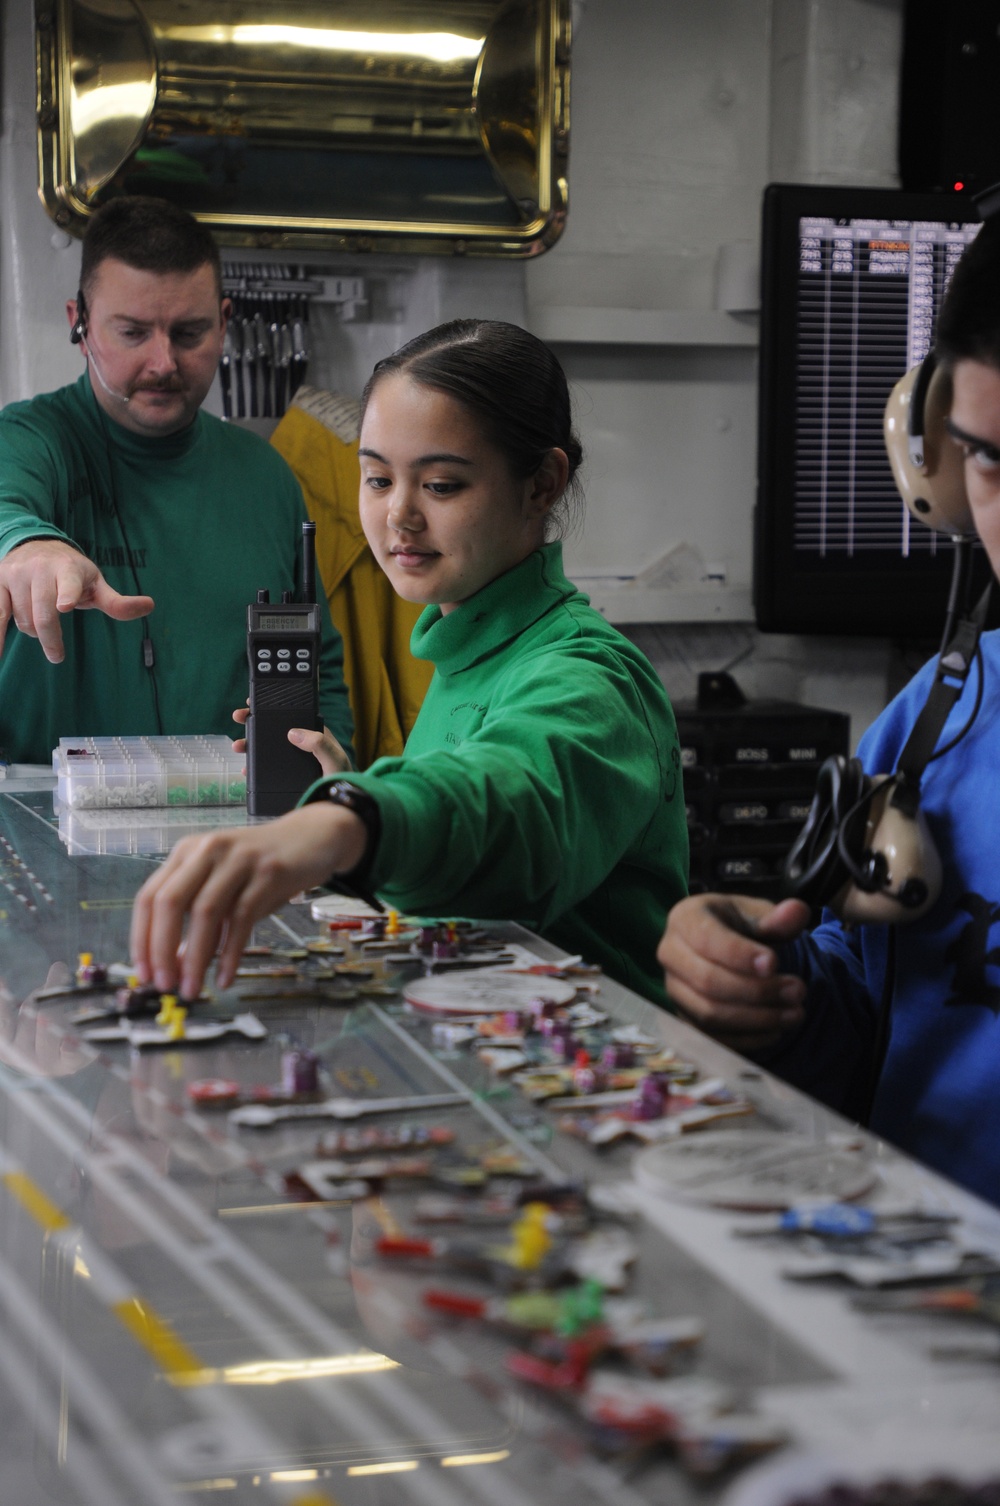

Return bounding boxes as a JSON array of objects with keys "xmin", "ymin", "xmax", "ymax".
[{"xmin": 36, "ymin": 0, "xmax": 570, "ymax": 256}]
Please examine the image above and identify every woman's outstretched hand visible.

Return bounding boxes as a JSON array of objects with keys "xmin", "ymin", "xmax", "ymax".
[{"xmin": 130, "ymin": 803, "xmax": 367, "ymax": 1000}]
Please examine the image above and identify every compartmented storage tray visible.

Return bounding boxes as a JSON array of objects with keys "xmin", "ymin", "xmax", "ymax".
[{"xmin": 53, "ymin": 735, "xmax": 246, "ymax": 809}]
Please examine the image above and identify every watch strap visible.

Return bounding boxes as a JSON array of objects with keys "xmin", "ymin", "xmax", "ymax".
[{"xmin": 305, "ymin": 778, "xmax": 384, "ymax": 913}]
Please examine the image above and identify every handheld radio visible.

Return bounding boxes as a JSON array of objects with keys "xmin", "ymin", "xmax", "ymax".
[{"xmin": 246, "ymin": 521, "xmax": 323, "ymax": 816}]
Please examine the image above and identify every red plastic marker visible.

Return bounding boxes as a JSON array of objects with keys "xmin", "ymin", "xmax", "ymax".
[
  {"xmin": 506, "ymin": 1346, "xmax": 589, "ymax": 1391},
  {"xmin": 188, "ymin": 1078, "xmax": 242, "ymax": 1108},
  {"xmin": 423, "ymin": 1289, "xmax": 487, "ymax": 1317},
  {"xmin": 375, "ymin": 1236, "xmax": 439, "ymax": 1259}
]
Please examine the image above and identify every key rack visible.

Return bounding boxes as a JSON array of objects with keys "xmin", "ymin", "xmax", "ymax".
[{"xmin": 218, "ymin": 261, "xmax": 369, "ymax": 421}]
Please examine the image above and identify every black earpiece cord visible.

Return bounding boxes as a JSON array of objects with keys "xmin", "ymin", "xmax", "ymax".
[
  {"xmin": 937, "ymin": 533, "xmax": 976, "ymax": 658},
  {"xmin": 72, "ymin": 302, "xmax": 163, "ymax": 733},
  {"xmin": 833, "ymin": 774, "xmax": 893, "ymax": 891},
  {"xmin": 91, "ymin": 403, "xmax": 164, "ymax": 735}
]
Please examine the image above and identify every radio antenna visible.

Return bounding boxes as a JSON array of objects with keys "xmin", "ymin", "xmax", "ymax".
[{"xmin": 301, "ymin": 520, "xmax": 316, "ymax": 605}]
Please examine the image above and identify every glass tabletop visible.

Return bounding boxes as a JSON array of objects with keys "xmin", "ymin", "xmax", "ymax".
[{"xmin": 1, "ymin": 786, "xmax": 998, "ymax": 1506}]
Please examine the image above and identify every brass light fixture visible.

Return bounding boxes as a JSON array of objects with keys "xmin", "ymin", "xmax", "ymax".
[{"xmin": 36, "ymin": 0, "xmax": 570, "ymax": 257}]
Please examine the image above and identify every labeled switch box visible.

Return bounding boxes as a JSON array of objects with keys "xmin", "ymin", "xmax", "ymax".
[{"xmin": 675, "ymin": 700, "xmax": 850, "ymax": 900}]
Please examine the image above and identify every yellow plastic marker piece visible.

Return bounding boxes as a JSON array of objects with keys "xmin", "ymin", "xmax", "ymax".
[
  {"xmin": 506, "ymin": 1202, "xmax": 552, "ymax": 1270},
  {"xmin": 385, "ymin": 909, "xmax": 401, "ymax": 936},
  {"xmin": 166, "ymin": 1006, "xmax": 187, "ymax": 1041},
  {"xmin": 156, "ymin": 994, "xmax": 178, "ymax": 1028},
  {"xmin": 78, "ymin": 951, "xmax": 93, "ymax": 968}
]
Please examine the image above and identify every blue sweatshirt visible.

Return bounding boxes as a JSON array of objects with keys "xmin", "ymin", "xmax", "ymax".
[{"xmin": 768, "ymin": 630, "xmax": 1000, "ymax": 1203}]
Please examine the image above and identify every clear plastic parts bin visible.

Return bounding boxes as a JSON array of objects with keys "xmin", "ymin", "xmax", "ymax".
[
  {"xmin": 53, "ymin": 735, "xmax": 247, "ymax": 809},
  {"xmin": 57, "ymin": 804, "xmax": 250, "ymax": 855}
]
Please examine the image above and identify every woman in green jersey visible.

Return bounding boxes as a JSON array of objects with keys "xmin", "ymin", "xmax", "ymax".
[{"xmin": 131, "ymin": 320, "xmax": 689, "ymax": 1006}]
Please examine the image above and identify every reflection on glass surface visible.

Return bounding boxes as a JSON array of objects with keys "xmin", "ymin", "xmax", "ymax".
[
  {"xmin": 186, "ymin": 1351, "xmax": 401, "ymax": 1385},
  {"xmin": 441, "ymin": 1448, "xmax": 511, "ymax": 1465},
  {"xmin": 57, "ymin": 802, "xmax": 250, "ymax": 857},
  {"xmin": 37, "ymin": 0, "xmax": 571, "ymax": 256},
  {"xmin": 347, "ymin": 1460, "xmax": 419, "ymax": 1475}
]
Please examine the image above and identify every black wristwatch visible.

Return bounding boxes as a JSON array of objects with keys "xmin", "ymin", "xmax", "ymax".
[{"xmin": 306, "ymin": 778, "xmax": 384, "ymax": 912}]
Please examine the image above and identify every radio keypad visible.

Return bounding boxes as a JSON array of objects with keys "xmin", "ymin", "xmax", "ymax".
[{"xmin": 254, "ymin": 638, "xmax": 314, "ymax": 678}]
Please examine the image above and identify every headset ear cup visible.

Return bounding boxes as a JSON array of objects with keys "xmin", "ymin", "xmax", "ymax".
[
  {"xmin": 837, "ymin": 785, "xmax": 943, "ymax": 924},
  {"xmin": 784, "ymin": 755, "xmax": 869, "ymax": 908},
  {"xmin": 884, "ymin": 359, "xmax": 974, "ymax": 535}
]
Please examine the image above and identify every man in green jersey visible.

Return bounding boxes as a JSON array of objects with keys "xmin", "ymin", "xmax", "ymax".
[{"xmin": 0, "ymin": 196, "xmax": 352, "ymax": 765}]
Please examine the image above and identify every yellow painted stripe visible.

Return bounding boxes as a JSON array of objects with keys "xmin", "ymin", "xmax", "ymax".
[
  {"xmin": 441, "ymin": 1449, "xmax": 511, "ymax": 1467},
  {"xmin": 347, "ymin": 1461, "xmax": 418, "ymax": 1476},
  {"xmin": 2, "ymin": 1172, "xmax": 73, "ymax": 1232},
  {"xmin": 112, "ymin": 1296, "xmax": 205, "ymax": 1381},
  {"xmin": 0, "ymin": 1169, "xmax": 342, "ymax": 1481}
]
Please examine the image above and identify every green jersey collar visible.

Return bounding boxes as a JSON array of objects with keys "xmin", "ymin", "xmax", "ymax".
[
  {"xmin": 411, "ymin": 542, "xmax": 578, "ymax": 675},
  {"xmin": 76, "ymin": 371, "xmax": 204, "ymax": 460}
]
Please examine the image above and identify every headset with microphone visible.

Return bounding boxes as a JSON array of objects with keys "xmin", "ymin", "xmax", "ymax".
[
  {"xmin": 883, "ymin": 352, "xmax": 973, "ymax": 536},
  {"xmin": 71, "ymin": 290, "xmax": 132, "ymax": 406},
  {"xmin": 781, "ymin": 322, "xmax": 995, "ymax": 1125},
  {"xmin": 783, "ymin": 335, "xmax": 989, "ymax": 926}
]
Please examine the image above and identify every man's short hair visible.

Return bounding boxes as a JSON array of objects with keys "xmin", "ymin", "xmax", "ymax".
[
  {"xmin": 936, "ymin": 217, "xmax": 1000, "ymax": 372},
  {"xmin": 79, "ymin": 196, "xmax": 222, "ymax": 302}
]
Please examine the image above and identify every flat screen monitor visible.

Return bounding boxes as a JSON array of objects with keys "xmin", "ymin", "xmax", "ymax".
[{"xmin": 754, "ymin": 183, "xmax": 989, "ymax": 637}]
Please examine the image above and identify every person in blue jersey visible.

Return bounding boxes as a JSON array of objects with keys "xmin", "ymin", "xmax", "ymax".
[{"xmin": 659, "ymin": 214, "xmax": 1000, "ymax": 1208}]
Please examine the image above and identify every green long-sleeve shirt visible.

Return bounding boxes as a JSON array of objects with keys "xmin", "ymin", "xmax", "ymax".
[
  {"xmin": 309, "ymin": 543, "xmax": 688, "ymax": 1007},
  {"xmin": 0, "ymin": 374, "xmax": 352, "ymax": 763}
]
